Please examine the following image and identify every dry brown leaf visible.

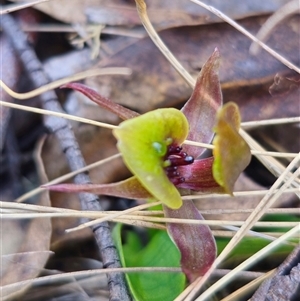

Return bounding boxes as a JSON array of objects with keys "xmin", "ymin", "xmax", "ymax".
[
  {"xmin": 11, "ymin": 0, "xmax": 290, "ymax": 27},
  {"xmin": 0, "ymin": 35, "xmax": 21, "ymax": 153},
  {"xmin": 11, "ymin": 0, "xmax": 100, "ymax": 23},
  {"xmin": 86, "ymin": 14, "xmax": 299, "ymax": 120},
  {"xmin": 1, "ymin": 251, "xmax": 53, "ymax": 298},
  {"xmin": 0, "ymin": 139, "xmax": 52, "ymax": 299}
]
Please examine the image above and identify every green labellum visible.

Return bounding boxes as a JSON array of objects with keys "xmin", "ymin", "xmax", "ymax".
[{"xmin": 113, "ymin": 108, "xmax": 189, "ymax": 209}]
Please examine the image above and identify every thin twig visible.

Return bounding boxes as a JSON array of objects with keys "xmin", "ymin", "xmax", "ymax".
[{"xmin": 1, "ymin": 14, "xmax": 130, "ymax": 301}]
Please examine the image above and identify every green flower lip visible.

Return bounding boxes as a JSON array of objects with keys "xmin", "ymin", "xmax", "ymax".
[{"xmin": 113, "ymin": 108, "xmax": 189, "ymax": 209}]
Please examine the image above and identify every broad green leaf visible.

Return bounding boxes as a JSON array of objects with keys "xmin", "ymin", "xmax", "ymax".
[
  {"xmin": 217, "ymin": 236, "xmax": 294, "ymax": 265},
  {"xmin": 113, "ymin": 108, "xmax": 189, "ymax": 209},
  {"xmin": 216, "ymin": 215, "xmax": 298, "ymax": 265},
  {"xmin": 113, "ymin": 224, "xmax": 186, "ymax": 301},
  {"xmin": 181, "ymin": 48, "xmax": 222, "ymax": 158},
  {"xmin": 212, "ymin": 102, "xmax": 251, "ymax": 194}
]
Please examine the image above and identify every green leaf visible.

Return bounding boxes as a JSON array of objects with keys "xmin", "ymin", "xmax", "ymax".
[
  {"xmin": 216, "ymin": 214, "xmax": 298, "ymax": 264},
  {"xmin": 113, "ymin": 225, "xmax": 186, "ymax": 301},
  {"xmin": 217, "ymin": 236, "xmax": 294, "ymax": 264},
  {"xmin": 212, "ymin": 102, "xmax": 251, "ymax": 194},
  {"xmin": 113, "ymin": 108, "xmax": 189, "ymax": 209}
]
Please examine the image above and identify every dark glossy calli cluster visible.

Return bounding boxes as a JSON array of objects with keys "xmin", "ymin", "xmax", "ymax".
[{"xmin": 163, "ymin": 145, "xmax": 194, "ymax": 185}]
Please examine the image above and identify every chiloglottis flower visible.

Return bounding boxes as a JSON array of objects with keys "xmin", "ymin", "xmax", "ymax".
[{"xmin": 45, "ymin": 49, "xmax": 251, "ymax": 282}]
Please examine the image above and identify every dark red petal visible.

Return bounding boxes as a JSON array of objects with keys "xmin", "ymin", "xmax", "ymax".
[
  {"xmin": 181, "ymin": 49, "xmax": 222, "ymax": 158},
  {"xmin": 176, "ymin": 157, "xmax": 224, "ymax": 192},
  {"xmin": 163, "ymin": 200, "xmax": 216, "ymax": 282}
]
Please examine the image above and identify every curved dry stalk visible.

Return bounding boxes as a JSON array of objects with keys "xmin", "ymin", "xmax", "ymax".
[
  {"xmin": 250, "ymin": 0, "xmax": 300, "ymax": 54},
  {"xmin": 185, "ymin": 137, "xmax": 298, "ymax": 157},
  {"xmin": 189, "ymin": 0, "xmax": 300, "ymax": 74},
  {"xmin": 241, "ymin": 116, "xmax": 300, "ymax": 129},
  {"xmin": 0, "ymin": 67, "xmax": 131, "ymax": 100},
  {"xmin": 184, "ymin": 187, "xmax": 299, "ymax": 200},
  {"xmin": 134, "ymin": 0, "xmax": 195, "ymax": 87},
  {"xmin": 0, "ymin": 0, "xmax": 49, "ymax": 15},
  {"xmin": 0, "ymin": 100, "xmax": 118, "ymax": 130}
]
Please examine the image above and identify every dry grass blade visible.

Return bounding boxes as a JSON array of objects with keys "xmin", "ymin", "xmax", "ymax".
[
  {"xmin": 184, "ymin": 188, "xmax": 299, "ymax": 200},
  {"xmin": 239, "ymin": 130, "xmax": 300, "ymax": 192},
  {"xmin": 65, "ymin": 201, "xmax": 162, "ymax": 232},
  {"xmin": 241, "ymin": 116, "xmax": 300, "ymax": 129},
  {"xmin": 0, "ymin": 67, "xmax": 131, "ymax": 100},
  {"xmin": 2, "ymin": 200, "xmax": 298, "ymax": 218},
  {"xmin": 134, "ymin": 0, "xmax": 195, "ymax": 87},
  {"xmin": 0, "ymin": 0, "xmax": 49, "ymax": 15},
  {"xmin": 3, "ymin": 208, "xmax": 298, "ymax": 228},
  {"xmin": 250, "ymin": 0, "xmax": 300, "ymax": 54},
  {"xmin": 221, "ymin": 270, "xmax": 276, "ymax": 301},
  {"xmin": 189, "ymin": 0, "xmax": 300, "ymax": 74},
  {"xmin": 0, "ymin": 100, "xmax": 118, "ymax": 130}
]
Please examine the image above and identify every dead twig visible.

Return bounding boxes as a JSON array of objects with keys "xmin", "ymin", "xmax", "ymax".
[{"xmin": 0, "ymin": 13, "xmax": 131, "ymax": 301}]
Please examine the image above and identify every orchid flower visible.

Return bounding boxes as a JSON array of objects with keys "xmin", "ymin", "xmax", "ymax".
[{"xmin": 47, "ymin": 49, "xmax": 251, "ymax": 282}]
